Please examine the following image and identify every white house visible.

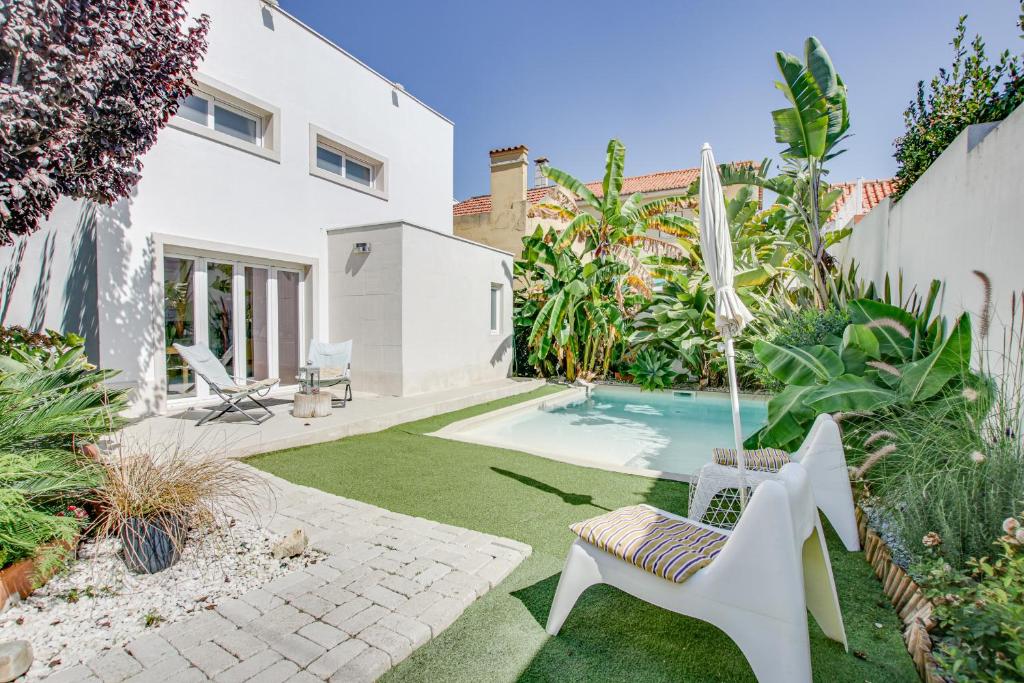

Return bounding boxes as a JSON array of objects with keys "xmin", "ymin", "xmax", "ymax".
[{"xmin": 0, "ymin": 0, "xmax": 513, "ymax": 414}]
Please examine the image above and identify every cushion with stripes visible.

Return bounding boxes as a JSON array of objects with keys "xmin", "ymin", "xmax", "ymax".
[
  {"xmin": 712, "ymin": 447, "xmax": 791, "ymax": 472},
  {"xmin": 570, "ymin": 505, "xmax": 727, "ymax": 584}
]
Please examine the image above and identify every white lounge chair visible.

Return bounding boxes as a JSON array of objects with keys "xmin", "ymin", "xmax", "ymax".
[
  {"xmin": 305, "ymin": 340, "xmax": 353, "ymax": 405},
  {"xmin": 173, "ymin": 342, "xmax": 279, "ymax": 425},
  {"xmin": 689, "ymin": 413, "xmax": 860, "ymax": 551},
  {"xmin": 546, "ymin": 463, "xmax": 847, "ymax": 683}
]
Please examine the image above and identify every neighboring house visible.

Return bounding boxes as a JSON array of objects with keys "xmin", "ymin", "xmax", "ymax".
[
  {"xmin": 0, "ymin": 0, "xmax": 513, "ymax": 414},
  {"xmin": 826, "ymin": 178, "xmax": 898, "ymax": 231},
  {"xmin": 453, "ymin": 146, "xmax": 756, "ymax": 255}
]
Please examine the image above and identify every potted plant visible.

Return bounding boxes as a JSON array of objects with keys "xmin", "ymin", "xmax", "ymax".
[{"xmin": 92, "ymin": 446, "xmax": 266, "ymax": 574}]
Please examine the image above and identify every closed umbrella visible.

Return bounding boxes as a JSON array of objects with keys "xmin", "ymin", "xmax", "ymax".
[{"xmin": 698, "ymin": 143, "xmax": 754, "ymax": 508}]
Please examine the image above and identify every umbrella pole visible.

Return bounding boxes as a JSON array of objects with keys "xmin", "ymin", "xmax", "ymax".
[{"xmin": 724, "ymin": 335, "xmax": 748, "ymax": 510}]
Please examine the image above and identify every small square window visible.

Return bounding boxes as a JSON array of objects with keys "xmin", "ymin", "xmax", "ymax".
[
  {"xmin": 490, "ymin": 284, "xmax": 502, "ymax": 334},
  {"xmin": 178, "ymin": 94, "xmax": 209, "ymax": 125},
  {"xmin": 214, "ymin": 105, "xmax": 259, "ymax": 145},
  {"xmin": 316, "ymin": 146, "xmax": 344, "ymax": 175}
]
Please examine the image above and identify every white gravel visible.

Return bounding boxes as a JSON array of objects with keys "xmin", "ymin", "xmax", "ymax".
[{"xmin": 0, "ymin": 517, "xmax": 324, "ymax": 680}]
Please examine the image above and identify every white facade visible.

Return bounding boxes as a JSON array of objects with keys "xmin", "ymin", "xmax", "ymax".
[
  {"xmin": 0, "ymin": 0, "xmax": 512, "ymax": 413},
  {"xmin": 837, "ymin": 102, "xmax": 1024, "ymax": 373}
]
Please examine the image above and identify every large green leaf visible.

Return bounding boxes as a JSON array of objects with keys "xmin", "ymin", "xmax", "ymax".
[
  {"xmin": 899, "ymin": 313, "xmax": 972, "ymax": 402},
  {"xmin": 847, "ymin": 299, "xmax": 915, "ymax": 362},
  {"xmin": 804, "ymin": 374, "xmax": 896, "ymax": 413},
  {"xmin": 841, "ymin": 323, "xmax": 880, "ymax": 361},
  {"xmin": 754, "ymin": 340, "xmax": 844, "ymax": 385},
  {"xmin": 757, "ymin": 384, "xmax": 817, "ymax": 448}
]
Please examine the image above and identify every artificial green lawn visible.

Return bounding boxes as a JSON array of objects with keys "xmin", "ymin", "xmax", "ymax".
[{"xmin": 247, "ymin": 386, "xmax": 917, "ymax": 682}]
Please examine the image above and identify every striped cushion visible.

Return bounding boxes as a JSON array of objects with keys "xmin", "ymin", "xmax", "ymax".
[
  {"xmin": 570, "ymin": 505, "xmax": 727, "ymax": 583},
  {"xmin": 712, "ymin": 447, "xmax": 791, "ymax": 472}
]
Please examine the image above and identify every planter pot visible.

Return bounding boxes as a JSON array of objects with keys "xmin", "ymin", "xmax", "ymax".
[
  {"xmin": 121, "ymin": 515, "xmax": 186, "ymax": 574},
  {"xmin": 0, "ymin": 538, "xmax": 76, "ymax": 614}
]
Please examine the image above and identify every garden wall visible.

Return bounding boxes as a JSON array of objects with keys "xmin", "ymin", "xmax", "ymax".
[{"xmin": 837, "ymin": 102, "xmax": 1024, "ymax": 373}]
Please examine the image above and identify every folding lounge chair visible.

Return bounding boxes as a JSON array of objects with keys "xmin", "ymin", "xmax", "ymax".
[
  {"xmin": 689, "ymin": 413, "xmax": 860, "ymax": 551},
  {"xmin": 173, "ymin": 342, "xmax": 279, "ymax": 425},
  {"xmin": 547, "ymin": 463, "xmax": 847, "ymax": 683},
  {"xmin": 306, "ymin": 340, "xmax": 353, "ymax": 405}
]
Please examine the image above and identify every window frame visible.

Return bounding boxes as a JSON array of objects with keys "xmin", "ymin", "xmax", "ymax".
[
  {"xmin": 489, "ymin": 283, "xmax": 502, "ymax": 335},
  {"xmin": 308, "ymin": 124, "xmax": 389, "ymax": 200},
  {"xmin": 169, "ymin": 75, "xmax": 280, "ymax": 163}
]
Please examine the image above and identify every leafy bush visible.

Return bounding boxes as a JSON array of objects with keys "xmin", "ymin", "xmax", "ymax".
[
  {"xmin": 916, "ymin": 510, "xmax": 1024, "ymax": 682},
  {"xmin": 747, "ymin": 307, "xmax": 849, "ymax": 390},
  {"xmin": 0, "ymin": 325, "xmax": 91, "ymax": 369},
  {"xmin": 893, "ymin": 8, "xmax": 1024, "ymax": 201},
  {"xmin": 628, "ymin": 348, "xmax": 676, "ymax": 391}
]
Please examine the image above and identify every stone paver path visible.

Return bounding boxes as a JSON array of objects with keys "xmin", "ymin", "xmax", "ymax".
[{"xmin": 48, "ymin": 470, "xmax": 530, "ymax": 682}]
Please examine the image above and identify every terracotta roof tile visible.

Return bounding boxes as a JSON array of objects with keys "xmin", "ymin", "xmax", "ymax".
[
  {"xmin": 829, "ymin": 178, "xmax": 898, "ymax": 220},
  {"xmin": 453, "ymin": 161, "xmax": 755, "ymax": 217}
]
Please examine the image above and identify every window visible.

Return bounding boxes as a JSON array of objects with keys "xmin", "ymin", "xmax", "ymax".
[
  {"xmin": 490, "ymin": 284, "xmax": 502, "ymax": 334},
  {"xmin": 170, "ymin": 76, "xmax": 280, "ymax": 162},
  {"xmin": 315, "ymin": 142, "xmax": 375, "ymax": 188},
  {"xmin": 308, "ymin": 124, "xmax": 388, "ymax": 199}
]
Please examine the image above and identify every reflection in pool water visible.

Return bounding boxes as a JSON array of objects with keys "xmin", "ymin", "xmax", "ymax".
[{"xmin": 456, "ymin": 386, "xmax": 767, "ymax": 476}]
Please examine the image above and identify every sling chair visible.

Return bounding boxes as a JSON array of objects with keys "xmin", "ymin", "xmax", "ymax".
[{"xmin": 173, "ymin": 342, "xmax": 279, "ymax": 425}]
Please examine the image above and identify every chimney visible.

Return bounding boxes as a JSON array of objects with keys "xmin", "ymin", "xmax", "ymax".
[
  {"xmin": 534, "ymin": 157, "xmax": 550, "ymax": 188},
  {"xmin": 489, "ymin": 145, "xmax": 528, "ymax": 210}
]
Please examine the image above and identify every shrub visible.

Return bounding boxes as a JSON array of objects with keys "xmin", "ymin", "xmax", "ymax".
[
  {"xmin": 916, "ymin": 510, "xmax": 1024, "ymax": 682},
  {"xmin": 746, "ymin": 307, "xmax": 849, "ymax": 390},
  {"xmin": 892, "ymin": 9, "xmax": 1024, "ymax": 201},
  {"xmin": 628, "ymin": 348, "xmax": 676, "ymax": 391}
]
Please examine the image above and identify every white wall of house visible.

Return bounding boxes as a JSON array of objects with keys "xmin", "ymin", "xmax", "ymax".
[
  {"xmin": 837, "ymin": 102, "xmax": 1024, "ymax": 372},
  {"xmin": 327, "ymin": 223, "xmax": 514, "ymax": 396},
  {"xmin": 0, "ymin": 0, "xmax": 455, "ymax": 413}
]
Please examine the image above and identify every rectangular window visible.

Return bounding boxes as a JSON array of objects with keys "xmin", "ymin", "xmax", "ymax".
[
  {"xmin": 178, "ymin": 95, "xmax": 209, "ymax": 126},
  {"xmin": 214, "ymin": 104, "xmax": 259, "ymax": 145},
  {"xmin": 174, "ymin": 85, "xmax": 270, "ymax": 153},
  {"xmin": 315, "ymin": 142, "xmax": 375, "ymax": 188},
  {"xmin": 164, "ymin": 256, "xmax": 196, "ymax": 397},
  {"xmin": 490, "ymin": 284, "xmax": 502, "ymax": 334}
]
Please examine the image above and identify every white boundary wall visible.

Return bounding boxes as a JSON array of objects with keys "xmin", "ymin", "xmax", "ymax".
[{"xmin": 837, "ymin": 103, "xmax": 1024, "ymax": 365}]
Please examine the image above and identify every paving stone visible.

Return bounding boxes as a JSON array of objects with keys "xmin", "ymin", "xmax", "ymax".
[
  {"xmin": 346, "ymin": 543, "xmax": 385, "ymax": 563},
  {"xmin": 239, "ymin": 587, "xmax": 285, "ymax": 613},
  {"xmin": 315, "ymin": 581, "xmax": 357, "ymax": 607},
  {"xmin": 307, "ymin": 639, "xmax": 368, "ymax": 680},
  {"xmin": 345, "ymin": 569, "xmax": 388, "ymax": 596},
  {"xmin": 289, "ymin": 591, "xmax": 335, "ymax": 618},
  {"xmin": 449, "ymin": 550, "xmax": 492, "ymax": 575},
  {"xmin": 266, "ymin": 571, "xmax": 326, "ymax": 601},
  {"xmin": 246, "ymin": 658, "xmax": 299, "ymax": 683},
  {"xmin": 214, "ymin": 628, "xmax": 267, "ymax": 660},
  {"xmin": 380, "ymin": 574, "xmax": 423, "ymax": 597},
  {"xmin": 357, "ymin": 624, "xmax": 412, "ymax": 666},
  {"xmin": 86, "ymin": 648, "xmax": 142, "ymax": 682},
  {"xmin": 432, "ymin": 570, "xmax": 490, "ymax": 599},
  {"xmin": 476, "ymin": 556, "xmax": 518, "ymax": 587},
  {"xmin": 255, "ymin": 604, "xmax": 315, "ymax": 636},
  {"xmin": 335, "ymin": 604, "xmax": 389, "ymax": 636},
  {"xmin": 331, "ymin": 565, "xmax": 372, "ymax": 588},
  {"xmin": 361, "ymin": 583, "xmax": 408, "ymax": 610},
  {"xmin": 376, "ymin": 613, "xmax": 432, "ymax": 650},
  {"xmin": 46, "ymin": 665, "xmax": 100, "ymax": 683},
  {"xmin": 213, "ymin": 649, "xmax": 282, "ymax": 683},
  {"xmin": 125, "ymin": 633, "xmax": 178, "ymax": 668},
  {"xmin": 330, "ymin": 646, "xmax": 390, "ymax": 683},
  {"xmin": 298, "ymin": 621, "xmax": 348, "ymax": 649},
  {"xmin": 366, "ymin": 556, "xmax": 403, "ymax": 573},
  {"xmin": 304, "ymin": 561, "xmax": 342, "ymax": 582},
  {"xmin": 411, "ymin": 562, "xmax": 451, "ymax": 587},
  {"xmin": 284, "ymin": 671, "xmax": 321, "ymax": 683},
  {"xmin": 379, "ymin": 549, "xmax": 417, "ymax": 565},
  {"xmin": 395, "ymin": 590, "xmax": 443, "ymax": 618},
  {"xmin": 123, "ymin": 654, "xmax": 190, "ymax": 683},
  {"xmin": 181, "ymin": 642, "xmax": 237, "ymax": 677},
  {"xmin": 265, "ymin": 632, "xmax": 325, "ymax": 667},
  {"xmin": 418, "ymin": 596, "xmax": 468, "ymax": 636},
  {"xmin": 323, "ymin": 555, "xmax": 358, "ymax": 572},
  {"xmin": 322, "ymin": 596, "xmax": 372, "ymax": 628},
  {"xmin": 395, "ymin": 558, "xmax": 434, "ymax": 580},
  {"xmin": 215, "ymin": 597, "xmax": 262, "ymax": 626}
]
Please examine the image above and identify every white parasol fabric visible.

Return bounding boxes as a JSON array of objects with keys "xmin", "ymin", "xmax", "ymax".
[{"xmin": 699, "ymin": 142, "xmax": 754, "ymax": 508}]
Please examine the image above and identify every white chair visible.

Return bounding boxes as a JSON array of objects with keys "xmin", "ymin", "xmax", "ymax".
[
  {"xmin": 305, "ymin": 340, "xmax": 353, "ymax": 404},
  {"xmin": 546, "ymin": 463, "xmax": 847, "ymax": 683},
  {"xmin": 689, "ymin": 413, "xmax": 860, "ymax": 551},
  {"xmin": 173, "ymin": 343, "xmax": 279, "ymax": 425}
]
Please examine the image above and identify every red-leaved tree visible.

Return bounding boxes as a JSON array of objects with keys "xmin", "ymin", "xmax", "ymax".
[{"xmin": 0, "ymin": 0, "xmax": 210, "ymax": 244}]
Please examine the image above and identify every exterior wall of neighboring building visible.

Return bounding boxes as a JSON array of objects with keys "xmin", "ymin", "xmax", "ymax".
[
  {"xmin": 0, "ymin": 0, "xmax": 459, "ymax": 413},
  {"xmin": 327, "ymin": 222, "xmax": 513, "ymax": 396},
  {"xmin": 837, "ymin": 103, "xmax": 1024, "ymax": 372}
]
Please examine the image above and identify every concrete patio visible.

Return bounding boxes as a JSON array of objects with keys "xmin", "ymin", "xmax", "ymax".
[{"xmin": 110, "ymin": 378, "xmax": 544, "ymax": 460}]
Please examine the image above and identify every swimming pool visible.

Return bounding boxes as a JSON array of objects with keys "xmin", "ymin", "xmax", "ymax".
[{"xmin": 432, "ymin": 385, "xmax": 768, "ymax": 479}]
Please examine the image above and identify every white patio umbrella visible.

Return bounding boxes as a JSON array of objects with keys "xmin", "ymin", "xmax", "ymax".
[{"xmin": 698, "ymin": 143, "xmax": 754, "ymax": 508}]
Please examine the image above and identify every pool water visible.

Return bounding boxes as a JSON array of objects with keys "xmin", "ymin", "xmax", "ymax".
[{"xmin": 452, "ymin": 386, "xmax": 767, "ymax": 476}]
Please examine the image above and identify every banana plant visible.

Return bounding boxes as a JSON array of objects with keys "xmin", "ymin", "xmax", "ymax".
[{"xmin": 748, "ymin": 288, "xmax": 975, "ymax": 450}]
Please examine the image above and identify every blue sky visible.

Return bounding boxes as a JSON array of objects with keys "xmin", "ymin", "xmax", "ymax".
[{"xmin": 281, "ymin": 1, "xmax": 1021, "ymax": 200}]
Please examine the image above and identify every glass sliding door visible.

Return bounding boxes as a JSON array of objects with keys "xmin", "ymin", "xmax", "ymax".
[
  {"xmin": 277, "ymin": 270, "xmax": 301, "ymax": 384},
  {"xmin": 207, "ymin": 262, "xmax": 235, "ymax": 378},
  {"xmin": 163, "ymin": 256, "xmax": 196, "ymax": 397},
  {"xmin": 245, "ymin": 266, "xmax": 270, "ymax": 380}
]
